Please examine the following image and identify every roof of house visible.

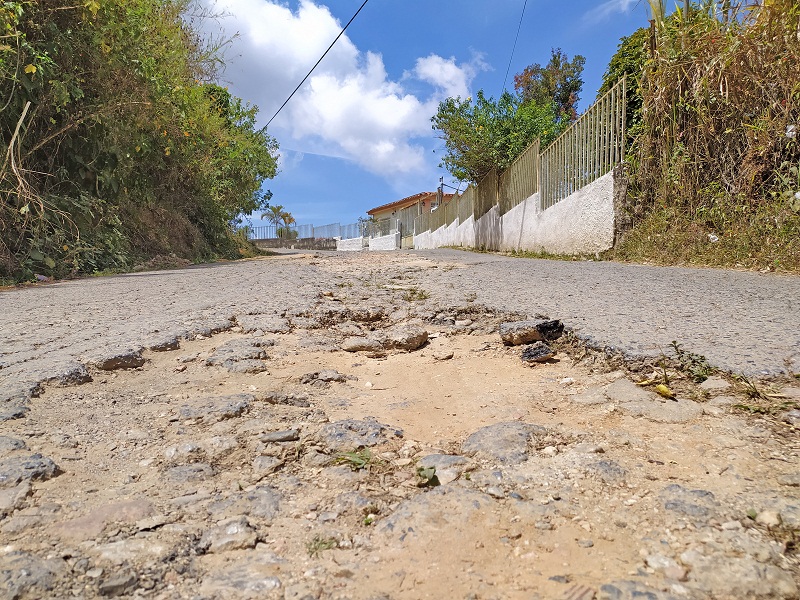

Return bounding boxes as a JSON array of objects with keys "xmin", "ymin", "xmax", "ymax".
[{"xmin": 367, "ymin": 191, "xmax": 454, "ymax": 216}]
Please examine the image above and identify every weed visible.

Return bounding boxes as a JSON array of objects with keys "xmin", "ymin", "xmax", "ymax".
[
  {"xmin": 333, "ymin": 448, "xmax": 375, "ymax": 471},
  {"xmin": 669, "ymin": 341, "xmax": 715, "ymax": 383},
  {"xmin": 306, "ymin": 535, "xmax": 338, "ymax": 557},
  {"xmin": 362, "ymin": 505, "xmax": 380, "ymax": 526},
  {"xmin": 402, "ymin": 287, "xmax": 430, "ymax": 302},
  {"xmin": 416, "ymin": 465, "xmax": 440, "ymax": 487}
]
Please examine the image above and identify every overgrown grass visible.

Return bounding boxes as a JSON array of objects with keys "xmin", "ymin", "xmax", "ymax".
[
  {"xmin": 614, "ymin": 2, "xmax": 800, "ymax": 273},
  {"xmin": 611, "ymin": 200, "xmax": 800, "ymax": 272}
]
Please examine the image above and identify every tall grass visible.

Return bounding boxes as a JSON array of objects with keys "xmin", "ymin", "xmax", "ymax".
[{"xmin": 616, "ymin": 0, "xmax": 800, "ymax": 271}]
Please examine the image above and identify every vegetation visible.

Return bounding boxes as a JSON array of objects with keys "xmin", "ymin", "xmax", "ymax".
[
  {"xmin": 1, "ymin": 0, "xmax": 279, "ymax": 284},
  {"xmin": 262, "ymin": 204, "xmax": 297, "ymax": 238},
  {"xmin": 514, "ymin": 48, "xmax": 586, "ymax": 122},
  {"xmin": 608, "ymin": 0, "xmax": 800, "ymax": 271},
  {"xmin": 431, "ymin": 49, "xmax": 584, "ymax": 183}
]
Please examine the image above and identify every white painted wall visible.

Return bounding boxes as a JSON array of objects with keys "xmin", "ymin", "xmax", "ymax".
[
  {"xmin": 336, "ymin": 237, "xmax": 364, "ymax": 252},
  {"xmin": 503, "ymin": 172, "xmax": 614, "ymax": 254},
  {"xmin": 368, "ymin": 232, "xmax": 400, "ymax": 251},
  {"xmin": 411, "ymin": 172, "xmax": 615, "ymax": 255}
]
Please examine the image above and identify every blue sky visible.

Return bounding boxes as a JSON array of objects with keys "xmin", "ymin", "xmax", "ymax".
[{"xmin": 201, "ymin": 0, "xmax": 653, "ymax": 228}]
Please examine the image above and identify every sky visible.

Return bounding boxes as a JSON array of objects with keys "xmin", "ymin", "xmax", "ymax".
[{"xmin": 198, "ymin": 0, "xmax": 654, "ymax": 229}]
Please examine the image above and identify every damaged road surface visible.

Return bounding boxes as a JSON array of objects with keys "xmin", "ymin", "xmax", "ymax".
[{"xmin": 0, "ymin": 251, "xmax": 798, "ymax": 600}]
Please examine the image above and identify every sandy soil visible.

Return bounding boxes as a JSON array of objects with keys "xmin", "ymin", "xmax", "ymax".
[{"xmin": 0, "ymin": 253, "xmax": 798, "ymax": 600}]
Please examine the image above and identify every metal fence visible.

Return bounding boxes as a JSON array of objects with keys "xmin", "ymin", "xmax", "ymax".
[
  {"xmin": 340, "ymin": 223, "xmax": 361, "ymax": 240},
  {"xmin": 499, "ymin": 138, "xmax": 539, "ymax": 214},
  {"xmin": 397, "ymin": 205, "xmax": 418, "ymax": 236},
  {"xmin": 540, "ymin": 77, "xmax": 626, "ymax": 209},
  {"xmin": 247, "ymin": 221, "xmax": 363, "ymax": 240}
]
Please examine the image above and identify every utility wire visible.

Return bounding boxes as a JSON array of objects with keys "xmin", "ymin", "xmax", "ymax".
[
  {"xmin": 266, "ymin": 0, "xmax": 371, "ymax": 128},
  {"xmin": 501, "ymin": 0, "xmax": 529, "ymax": 93}
]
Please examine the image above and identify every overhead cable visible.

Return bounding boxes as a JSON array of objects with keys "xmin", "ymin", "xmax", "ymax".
[
  {"xmin": 501, "ymin": 0, "xmax": 529, "ymax": 93},
  {"xmin": 266, "ymin": 0, "xmax": 371, "ymax": 128}
]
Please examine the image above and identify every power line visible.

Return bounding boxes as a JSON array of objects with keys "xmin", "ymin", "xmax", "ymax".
[
  {"xmin": 501, "ymin": 0, "xmax": 529, "ymax": 93},
  {"xmin": 266, "ymin": 0, "xmax": 371, "ymax": 128}
]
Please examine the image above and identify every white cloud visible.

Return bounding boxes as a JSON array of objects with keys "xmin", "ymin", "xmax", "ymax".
[
  {"xmin": 413, "ymin": 54, "xmax": 476, "ymax": 99},
  {"xmin": 583, "ymin": 0, "xmax": 638, "ymax": 24},
  {"xmin": 199, "ymin": 0, "xmax": 482, "ymax": 179}
]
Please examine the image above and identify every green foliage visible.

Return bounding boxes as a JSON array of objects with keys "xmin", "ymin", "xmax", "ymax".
[
  {"xmin": 598, "ymin": 27, "xmax": 649, "ymax": 141},
  {"xmin": 0, "ymin": 0, "xmax": 279, "ymax": 282},
  {"xmin": 514, "ymin": 48, "xmax": 586, "ymax": 122},
  {"xmin": 669, "ymin": 341, "xmax": 715, "ymax": 383},
  {"xmin": 432, "ymin": 91, "xmax": 566, "ymax": 182}
]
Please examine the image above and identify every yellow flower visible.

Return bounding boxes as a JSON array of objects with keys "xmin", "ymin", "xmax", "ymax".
[{"xmin": 24, "ymin": 64, "xmax": 36, "ymax": 74}]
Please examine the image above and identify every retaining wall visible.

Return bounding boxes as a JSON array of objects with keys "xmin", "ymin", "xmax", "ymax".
[
  {"xmin": 412, "ymin": 172, "xmax": 616, "ymax": 255},
  {"xmin": 368, "ymin": 232, "xmax": 400, "ymax": 251},
  {"xmin": 336, "ymin": 238, "xmax": 364, "ymax": 252},
  {"xmin": 254, "ymin": 238, "xmax": 337, "ymax": 251}
]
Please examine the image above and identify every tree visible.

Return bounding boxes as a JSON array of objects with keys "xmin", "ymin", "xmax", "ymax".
[
  {"xmin": 598, "ymin": 27, "xmax": 650, "ymax": 138},
  {"xmin": 514, "ymin": 48, "xmax": 586, "ymax": 122},
  {"xmin": 432, "ymin": 91, "xmax": 566, "ymax": 183},
  {"xmin": 262, "ymin": 205, "xmax": 285, "ymax": 229},
  {"xmin": 0, "ymin": 0, "xmax": 279, "ymax": 282},
  {"xmin": 278, "ymin": 210, "xmax": 296, "ymax": 238}
]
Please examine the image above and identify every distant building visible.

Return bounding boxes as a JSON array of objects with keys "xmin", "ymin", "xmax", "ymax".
[{"xmin": 366, "ymin": 191, "xmax": 454, "ymax": 222}]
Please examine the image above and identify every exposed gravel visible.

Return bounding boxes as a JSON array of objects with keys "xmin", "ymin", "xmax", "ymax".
[
  {"xmin": 4, "ymin": 251, "xmax": 798, "ymax": 397},
  {"xmin": 0, "ymin": 250, "xmax": 797, "ymax": 599}
]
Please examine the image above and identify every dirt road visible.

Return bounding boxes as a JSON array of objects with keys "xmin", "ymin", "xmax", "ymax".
[{"xmin": 0, "ymin": 251, "xmax": 798, "ymax": 599}]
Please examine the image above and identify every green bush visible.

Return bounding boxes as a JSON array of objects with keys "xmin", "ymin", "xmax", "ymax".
[{"xmin": 0, "ymin": 0, "xmax": 278, "ymax": 282}]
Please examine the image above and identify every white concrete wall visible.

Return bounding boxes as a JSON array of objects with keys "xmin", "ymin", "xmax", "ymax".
[
  {"xmin": 336, "ymin": 237, "xmax": 364, "ymax": 252},
  {"xmin": 368, "ymin": 232, "xmax": 400, "ymax": 251},
  {"xmin": 473, "ymin": 205, "xmax": 503, "ymax": 251},
  {"xmin": 413, "ymin": 172, "xmax": 615, "ymax": 255},
  {"xmin": 453, "ymin": 215, "xmax": 476, "ymax": 248},
  {"xmin": 506, "ymin": 172, "xmax": 614, "ymax": 254}
]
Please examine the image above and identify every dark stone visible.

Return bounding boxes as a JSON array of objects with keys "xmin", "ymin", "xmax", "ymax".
[
  {"xmin": 598, "ymin": 580, "xmax": 679, "ymax": 600},
  {"xmin": 0, "ymin": 552, "xmax": 63, "ymax": 599},
  {"xmin": 179, "ymin": 394, "xmax": 253, "ymax": 422},
  {"xmin": 301, "ymin": 370, "xmax": 348, "ymax": 385},
  {"xmin": 146, "ymin": 334, "xmax": 180, "ymax": 351},
  {"xmin": 166, "ymin": 463, "xmax": 214, "ymax": 484},
  {"xmin": 781, "ymin": 409, "xmax": 800, "ymax": 426},
  {"xmin": 41, "ymin": 361, "xmax": 92, "ymax": 386},
  {"xmin": 500, "ymin": 319, "xmax": 564, "ymax": 345},
  {"xmin": 205, "ymin": 339, "xmax": 274, "ymax": 367},
  {"xmin": 223, "ymin": 359, "xmax": 269, "ymax": 374},
  {"xmin": 0, "ymin": 405, "xmax": 28, "ymax": 422},
  {"xmin": 0, "ymin": 436, "xmax": 26, "ymax": 457},
  {"xmin": 99, "ymin": 570, "xmax": 138, "ymax": 597},
  {"xmin": 260, "ymin": 392, "xmax": 311, "ymax": 408},
  {"xmin": 381, "ymin": 326, "xmax": 429, "ymax": 351},
  {"xmin": 587, "ymin": 460, "xmax": 628, "ymax": 485},
  {"xmin": 0, "ymin": 454, "xmax": 61, "ymax": 489},
  {"xmin": 521, "ymin": 341, "xmax": 556, "ymax": 364},
  {"xmin": 92, "ymin": 348, "xmax": 146, "ymax": 370},
  {"xmin": 660, "ymin": 484, "xmax": 717, "ymax": 520}
]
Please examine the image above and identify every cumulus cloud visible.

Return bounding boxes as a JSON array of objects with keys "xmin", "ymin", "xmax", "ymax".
[
  {"xmin": 199, "ymin": 0, "xmax": 482, "ymax": 178},
  {"xmin": 582, "ymin": 0, "xmax": 639, "ymax": 24}
]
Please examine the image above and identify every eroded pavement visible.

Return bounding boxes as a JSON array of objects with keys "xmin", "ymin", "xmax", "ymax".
[{"xmin": 0, "ymin": 252, "xmax": 799, "ymax": 600}]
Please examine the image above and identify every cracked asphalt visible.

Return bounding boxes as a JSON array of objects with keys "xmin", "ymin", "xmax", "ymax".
[{"xmin": 1, "ymin": 249, "xmax": 798, "ymax": 409}]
